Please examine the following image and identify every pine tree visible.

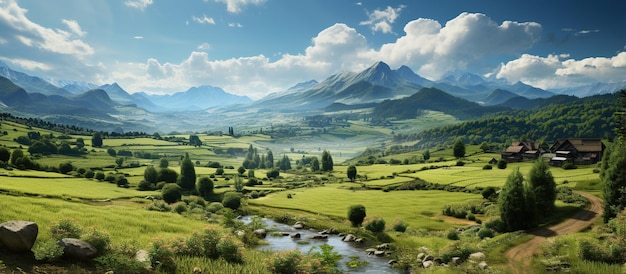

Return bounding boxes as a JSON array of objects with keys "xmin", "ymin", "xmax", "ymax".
[
  {"xmin": 321, "ymin": 150, "xmax": 333, "ymax": 171},
  {"xmin": 602, "ymin": 90, "xmax": 626, "ymax": 223},
  {"xmin": 311, "ymin": 157, "xmax": 320, "ymax": 172},
  {"xmin": 453, "ymin": 138, "xmax": 465, "ymax": 158},
  {"xmin": 91, "ymin": 132, "xmax": 103, "ymax": 148},
  {"xmin": 347, "ymin": 165, "xmax": 357, "ymax": 181},
  {"xmin": 499, "ymin": 168, "xmax": 535, "ymax": 231},
  {"xmin": 179, "ymin": 152, "xmax": 196, "ymax": 191},
  {"xmin": 266, "ymin": 150, "xmax": 274, "ymax": 168},
  {"xmin": 528, "ymin": 159, "xmax": 556, "ymax": 216}
]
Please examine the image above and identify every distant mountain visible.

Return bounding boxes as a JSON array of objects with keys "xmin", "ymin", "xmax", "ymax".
[
  {"xmin": 143, "ymin": 85, "xmax": 252, "ymax": 111},
  {"xmin": 550, "ymin": 81, "xmax": 626, "ymax": 97},
  {"xmin": 252, "ymin": 61, "xmax": 425, "ymax": 111},
  {"xmin": 496, "ymin": 94, "xmax": 581, "ymax": 110},
  {"xmin": 482, "ymin": 89, "xmax": 521, "ymax": 106},
  {"xmin": 436, "ymin": 71, "xmax": 554, "ymax": 101},
  {"xmin": 55, "ymin": 80, "xmax": 99, "ymax": 94},
  {"xmin": 372, "ymin": 87, "xmax": 509, "ymax": 120},
  {"xmin": 0, "ymin": 62, "xmax": 72, "ymax": 97}
]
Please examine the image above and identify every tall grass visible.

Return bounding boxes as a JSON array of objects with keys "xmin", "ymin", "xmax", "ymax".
[{"xmin": 0, "ymin": 177, "xmax": 159, "ymax": 199}]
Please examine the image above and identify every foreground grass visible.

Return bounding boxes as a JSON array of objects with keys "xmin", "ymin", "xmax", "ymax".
[
  {"xmin": 251, "ymin": 185, "xmax": 482, "ymax": 231},
  {"xmin": 0, "ymin": 177, "xmax": 159, "ymax": 199},
  {"xmin": 0, "ymin": 195, "xmax": 206, "ymax": 246}
]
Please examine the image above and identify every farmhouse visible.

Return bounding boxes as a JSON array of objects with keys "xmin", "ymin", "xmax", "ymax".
[
  {"xmin": 549, "ymin": 138, "xmax": 605, "ymax": 166},
  {"xmin": 501, "ymin": 141, "xmax": 544, "ymax": 162}
]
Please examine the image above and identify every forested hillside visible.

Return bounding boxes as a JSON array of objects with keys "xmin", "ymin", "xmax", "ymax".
[{"xmin": 395, "ymin": 92, "xmax": 621, "ymax": 148}]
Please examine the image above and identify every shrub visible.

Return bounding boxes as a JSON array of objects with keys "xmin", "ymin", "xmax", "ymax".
[
  {"xmin": 482, "ymin": 164, "xmax": 493, "ymax": 170},
  {"xmin": 33, "ymin": 240, "xmax": 64, "ymax": 262},
  {"xmin": 138, "ymin": 180, "xmax": 155, "ymax": 191},
  {"xmin": 50, "ymin": 218, "xmax": 81, "ymax": 240},
  {"xmin": 446, "ymin": 230, "xmax": 460, "ymax": 240},
  {"xmin": 84, "ymin": 169, "xmax": 95, "ymax": 179},
  {"xmin": 116, "ymin": 176, "xmax": 129, "ymax": 187},
  {"xmin": 215, "ymin": 167, "xmax": 224, "ymax": 175},
  {"xmin": 58, "ymin": 162, "xmax": 74, "ymax": 174},
  {"xmin": 104, "ymin": 173, "xmax": 116, "ymax": 183},
  {"xmin": 222, "ymin": 192, "xmax": 242, "ymax": 210},
  {"xmin": 455, "ymin": 160, "xmax": 465, "ymax": 166},
  {"xmin": 497, "ymin": 159, "xmax": 507, "ymax": 169},
  {"xmin": 162, "ymin": 183, "xmax": 182, "ymax": 204},
  {"xmin": 481, "ymin": 186, "xmax": 497, "ymax": 200},
  {"xmin": 95, "ymin": 171, "xmax": 105, "ymax": 181},
  {"xmin": 562, "ymin": 162, "xmax": 577, "ymax": 170},
  {"xmin": 484, "ymin": 219, "xmax": 506, "ymax": 233},
  {"xmin": 206, "ymin": 202, "xmax": 224, "ymax": 213},
  {"xmin": 365, "ymin": 217, "xmax": 386, "ymax": 233},
  {"xmin": 477, "ymin": 227, "xmax": 494, "ymax": 239},
  {"xmin": 348, "ymin": 204, "xmax": 366, "ymax": 227},
  {"xmin": 82, "ymin": 227, "xmax": 111, "ymax": 254},
  {"xmin": 174, "ymin": 203, "xmax": 187, "ymax": 214},
  {"xmin": 392, "ymin": 219, "xmax": 408, "ymax": 232},
  {"xmin": 217, "ymin": 235, "xmax": 243, "ymax": 263}
]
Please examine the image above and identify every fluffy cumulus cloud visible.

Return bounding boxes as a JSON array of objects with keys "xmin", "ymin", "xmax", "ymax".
[
  {"xmin": 377, "ymin": 12, "xmax": 542, "ymax": 79},
  {"xmin": 360, "ymin": 5, "xmax": 405, "ymax": 34},
  {"xmin": 497, "ymin": 52, "xmax": 626, "ymax": 88},
  {"xmin": 124, "ymin": 0, "xmax": 153, "ymax": 11},
  {"xmin": 214, "ymin": 0, "xmax": 266, "ymax": 13}
]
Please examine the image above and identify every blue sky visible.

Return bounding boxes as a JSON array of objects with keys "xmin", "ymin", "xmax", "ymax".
[{"xmin": 0, "ymin": 0, "xmax": 624, "ymax": 98}]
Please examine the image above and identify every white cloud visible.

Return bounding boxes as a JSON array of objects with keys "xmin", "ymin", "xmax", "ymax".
[
  {"xmin": 124, "ymin": 0, "xmax": 153, "ymax": 11},
  {"xmin": 228, "ymin": 22, "xmax": 243, "ymax": 28},
  {"xmin": 214, "ymin": 0, "xmax": 266, "ymax": 13},
  {"xmin": 0, "ymin": 0, "xmax": 94, "ymax": 57},
  {"xmin": 192, "ymin": 15, "xmax": 216, "ymax": 25},
  {"xmin": 1, "ymin": 57, "xmax": 52, "ymax": 71},
  {"xmin": 133, "ymin": 35, "xmax": 144, "ymax": 39},
  {"xmin": 61, "ymin": 19, "xmax": 86, "ymax": 37},
  {"xmin": 576, "ymin": 29, "xmax": 600, "ymax": 36},
  {"xmin": 496, "ymin": 52, "xmax": 626, "ymax": 88},
  {"xmin": 197, "ymin": 42, "xmax": 211, "ymax": 51},
  {"xmin": 360, "ymin": 5, "xmax": 405, "ymax": 34}
]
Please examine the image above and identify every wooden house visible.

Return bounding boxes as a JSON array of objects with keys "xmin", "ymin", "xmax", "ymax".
[
  {"xmin": 549, "ymin": 138, "xmax": 605, "ymax": 165},
  {"xmin": 501, "ymin": 141, "xmax": 543, "ymax": 162}
]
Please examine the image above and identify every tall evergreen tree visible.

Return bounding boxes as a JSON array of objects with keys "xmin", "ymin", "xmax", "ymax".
[
  {"xmin": 321, "ymin": 150, "xmax": 334, "ymax": 171},
  {"xmin": 179, "ymin": 152, "xmax": 196, "ymax": 191},
  {"xmin": 602, "ymin": 90, "xmax": 626, "ymax": 223},
  {"xmin": 279, "ymin": 155, "xmax": 291, "ymax": 171},
  {"xmin": 347, "ymin": 165, "xmax": 357, "ymax": 181},
  {"xmin": 144, "ymin": 165, "xmax": 158, "ymax": 184},
  {"xmin": 499, "ymin": 169, "xmax": 535, "ymax": 231},
  {"xmin": 528, "ymin": 159, "xmax": 556, "ymax": 216},
  {"xmin": 453, "ymin": 138, "xmax": 465, "ymax": 158},
  {"xmin": 266, "ymin": 150, "xmax": 274, "ymax": 168},
  {"xmin": 311, "ymin": 157, "xmax": 320, "ymax": 172}
]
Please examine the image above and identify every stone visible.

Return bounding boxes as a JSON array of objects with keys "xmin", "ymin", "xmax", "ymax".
[
  {"xmin": 423, "ymin": 255, "xmax": 434, "ymax": 262},
  {"xmin": 354, "ymin": 238, "xmax": 365, "ymax": 244},
  {"xmin": 328, "ymin": 227, "xmax": 339, "ymax": 234},
  {"xmin": 290, "ymin": 233, "xmax": 301, "ymax": 239},
  {"xmin": 342, "ymin": 234, "xmax": 356, "ymax": 242},
  {"xmin": 281, "ymin": 232, "xmax": 290, "ymax": 236},
  {"xmin": 433, "ymin": 258, "xmax": 443, "ymax": 265},
  {"xmin": 293, "ymin": 222, "xmax": 304, "ymax": 229},
  {"xmin": 376, "ymin": 243, "xmax": 390, "ymax": 250},
  {"xmin": 469, "ymin": 252, "xmax": 486, "ymax": 260},
  {"xmin": 451, "ymin": 256, "xmax": 461, "ymax": 265},
  {"xmin": 374, "ymin": 250, "xmax": 385, "ymax": 256},
  {"xmin": 135, "ymin": 249, "xmax": 150, "ymax": 263},
  {"xmin": 58, "ymin": 238, "xmax": 98, "ymax": 260},
  {"xmin": 0, "ymin": 221, "xmax": 38, "ymax": 252},
  {"xmin": 310, "ymin": 235, "xmax": 328, "ymax": 240},
  {"xmin": 234, "ymin": 230, "xmax": 245, "ymax": 237},
  {"xmin": 388, "ymin": 259, "xmax": 398, "ymax": 265},
  {"xmin": 423, "ymin": 260, "xmax": 433, "ymax": 268},
  {"xmin": 365, "ymin": 248, "xmax": 377, "ymax": 255},
  {"xmin": 253, "ymin": 229, "xmax": 267, "ymax": 239},
  {"xmin": 478, "ymin": 261, "xmax": 488, "ymax": 270},
  {"xmin": 416, "ymin": 252, "xmax": 426, "ymax": 260}
]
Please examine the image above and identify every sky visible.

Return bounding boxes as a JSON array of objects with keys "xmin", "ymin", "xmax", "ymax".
[{"xmin": 0, "ymin": 0, "xmax": 624, "ymax": 98}]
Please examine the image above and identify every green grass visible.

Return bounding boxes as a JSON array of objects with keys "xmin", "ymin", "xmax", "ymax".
[
  {"xmin": 0, "ymin": 195, "xmax": 208, "ymax": 246},
  {"xmin": 251, "ymin": 184, "xmax": 481, "ymax": 230},
  {"xmin": 0, "ymin": 177, "xmax": 159, "ymax": 199}
]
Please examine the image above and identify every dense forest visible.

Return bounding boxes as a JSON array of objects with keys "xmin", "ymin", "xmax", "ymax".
[{"xmin": 395, "ymin": 92, "xmax": 621, "ymax": 148}]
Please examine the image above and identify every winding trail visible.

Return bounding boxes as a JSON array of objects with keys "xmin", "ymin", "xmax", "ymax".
[{"xmin": 504, "ymin": 192, "xmax": 603, "ymax": 274}]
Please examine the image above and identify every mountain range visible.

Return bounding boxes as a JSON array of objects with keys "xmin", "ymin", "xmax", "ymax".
[{"xmin": 0, "ymin": 60, "xmax": 624, "ymax": 132}]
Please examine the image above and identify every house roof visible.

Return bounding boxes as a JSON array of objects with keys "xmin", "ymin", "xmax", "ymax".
[
  {"xmin": 505, "ymin": 145, "xmax": 524, "ymax": 153},
  {"xmin": 552, "ymin": 138, "xmax": 604, "ymax": 153}
]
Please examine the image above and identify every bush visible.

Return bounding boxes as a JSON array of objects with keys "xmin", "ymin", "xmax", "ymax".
[
  {"xmin": 50, "ymin": 218, "xmax": 81, "ymax": 240},
  {"xmin": 58, "ymin": 162, "xmax": 74, "ymax": 174},
  {"xmin": 162, "ymin": 183, "xmax": 182, "ymax": 204},
  {"xmin": 497, "ymin": 159, "xmax": 507, "ymax": 169},
  {"xmin": 33, "ymin": 240, "xmax": 64, "ymax": 262},
  {"xmin": 207, "ymin": 202, "xmax": 224, "ymax": 213},
  {"xmin": 95, "ymin": 171, "xmax": 105, "ymax": 181},
  {"xmin": 484, "ymin": 219, "xmax": 506, "ymax": 233},
  {"xmin": 392, "ymin": 219, "xmax": 408, "ymax": 232},
  {"xmin": 455, "ymin": 160, "xmax": 465, "ymax": 166},
  {"xmin": 348, "ymin": 205, "xmax": 367, "ymax": 227},
  {"xmin": 217, "ymin": 235, "xmax": 243, "ymax": 263},
  {"xmin": 477, "ymin": 227, "xmax": 494, "ymax": 239},
  {"xmin": 174, "ymin": 203, "xmax": 187, "ymax": 214},
  {"xmin": 562, "ymin": 162, "xmax": 577, "ymax": 170},
  {"xmin": 104, "ymin": 173, "xmax": 116, "ymax": 183},
  {"xmin": 222, "ymin": 192, "xmax": 243, "ymax": 210},
  {"xmin": 138, "ymin": 180, "xmax": 155, "ymax": 191},
  {"xmin": 482, "ymin": 164, "xmax": 493, "ymax": 170},
  {"xmin": 82, "ymin": 227, "xmax": 111, "ymax": 254},
  {"xmin": 215, "ymin": 167, "xmax": 224, "ymax": 175},
  {"xmin": 84, "ymin": 170, "xmax": 95, "ymax": 179},
  {"xmin": 447, "ymin": 230, "xmax": 460, "ymax": 240},
  {"xmin": 365, "ymin": 217, "xmax": 386, "ymax": 233},
  {"xmin": 481, "ymin": 186, "xmax": 497, "ymax": 200}
]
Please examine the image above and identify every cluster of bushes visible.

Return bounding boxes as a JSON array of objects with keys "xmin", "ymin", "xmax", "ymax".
[
  {"xmin": 384, "ymin": 179, "xmax": 482, "ymax": 195},
  {"xmin": 442, "ymin": 201, "xmax": 488, "ymax": 220},
  {"xmin": 556, "ymin": 186, "xmax": 589, "ymax": 206},
  {"xmin": 34, "ymin": 218, "xmax": 112, "ymax": 264}
]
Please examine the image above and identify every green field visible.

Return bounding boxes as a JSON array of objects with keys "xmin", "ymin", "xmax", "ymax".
[
  {"xmin": 251, "ymin": 184, "xmax": 482, "ymax": 230},
  {"xmin": 0, "ymin": 177, "xmax": 159, "ymax": 199}
]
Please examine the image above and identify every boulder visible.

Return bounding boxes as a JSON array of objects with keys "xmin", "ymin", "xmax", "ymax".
[
  {"xmin": 354, "ymin": 238, "xmax": 365, "ymax": 244},
  {"xmin": 310, "ymin": 235, "xmax": 328, "ymax": 240},
  {"xmin": 416, "ymin": 252, "xmax": 426, "ymax": 260},
  {"xmin": 423, "ymin": 260, "xmax": 433, "ymax": 268},
  {"xmin": 281, "ymin": 232, "xmax": 290, "ymax": 236},
  {"xmin": 253, "ymin": 229, "xmax": 267, "ymax": 239},
  {"xmin": 0, "ymin": 221, "xmax": 38, "ymax": 252},
  {"xmin": 58, "ymin": 238, "xmax": 98, "ymax": 260},
  {"xmin": 293, "ymin": 222, "xmax": 304, "ymax": 229},
  {"xmin": 374, "ymin": 250, "xmax": 385, "ymax": 257},
  {"xmin": 388, "ymin": 259, "xmax": 398, "ymax": 265},
  {"xmin": 451, "ymin": 257, "xmax": 462, "ymax": 266},
  {"xmin": 469, "ymin": 252, "xmax": 486, "ymax": 260},
  {"xmin": 342, "ymin": 234, "xmax": 356, "ymax": 242},
  {"xmin": 365, "ymin": 248, "xmax": 377, "ymax": 255},
  {"xmin": 423, "ymin": 255, "xmax": 434, "ymax": 262},
  {"xmin": 478, "ymin": 261, "xmax": 488, "ymax": 270},
  {"xmin": 290, "ymin": 233, "xmax": 301, "ymax": 239},
  {"xmin": 376, "ymin": 243, "xmax": 390, "ymax": 250},
  {"xmin": 328, "ymin": 227, "xmax": 339, "ymax": 234}
]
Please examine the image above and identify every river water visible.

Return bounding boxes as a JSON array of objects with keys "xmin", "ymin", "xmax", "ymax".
[{"xmin": 241, "ymin": 216, "xmax": 402, "ymax": 273}]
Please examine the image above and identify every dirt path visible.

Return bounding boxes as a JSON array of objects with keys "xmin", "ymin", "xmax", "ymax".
[{"xmin": 504, "ymin": 192, "xmax": 602, "ymax": 274}]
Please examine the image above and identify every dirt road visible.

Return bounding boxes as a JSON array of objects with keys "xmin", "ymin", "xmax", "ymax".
[{"xmin": 504, "ymin": 192, "xmax": 603, "ymax": 274}]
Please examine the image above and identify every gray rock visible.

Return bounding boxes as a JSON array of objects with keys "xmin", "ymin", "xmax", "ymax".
[
  {"xmin": 58, "ymin": 238, "xmax": 98, "ymax": 260},
  {"xmin": 342, "ymin": 234, "xmax": 356, "ymax": 242},
  {"xmin": 365, "ymin": 248, "xmax": 377, "ymax": 255},
  {"xmin": 423, "ymin": 260, "xmax": 433, "ymax": 268},
  {"xmin": 376, "ymin": 243, "xmax": 390, "ymax": 250},
  {"xmin": 416, "ymin": 252, "xmax": 426, "ymax": 260},
  {"xmin": 451, "ymin": 256, "xmax": 461, "ymax": 265},
  {"xmin": 310, "ymin": 235, "xmax": 328, "ymax": 240},
  {"xmin": 293, "ymin": 221, "xmax": 304, "ymax": 229},
  {"xmin": 290, "ymin": 233, "xmax": 301, "ymax": 239},
  {"xmin": 478, "ymin": 261, "xmax": 488, "ymax": 270},
  {"xmin": 388, "ymin": 259, "xmax": 398, "ymax": 265},
  {"xmin": 281, "ymin": 232, "xmax": 290, "ymax": 236},
  {"xmin": 253, "ymin": 229, "xmax": 267, "ymax": 239},
  {"xmin": 355, "ymin": 238, "xmax": 365, "ymax": 243},
  {"xmin": 0, "ymin": 221, "xmax": 38, "ymax": 252},
  {"xmin": 328, "ymin": 227, "xmax": 339, "ymax": 234},
  {"xmin": 374, "ymin": 250, "xmax": 385, "ymax": 256},
  {"xmin": 469, "ymin": 252, "xmax": 486, "ymax": 260},
  {"xmin": 423, "ymin": 255, "xmax": 434, "ymax": 262}
]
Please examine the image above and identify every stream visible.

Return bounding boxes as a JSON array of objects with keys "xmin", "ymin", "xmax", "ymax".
[{"xmin": 241, "ymin": 216, "xmax": 402, "ymax": 273}]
